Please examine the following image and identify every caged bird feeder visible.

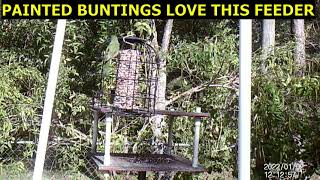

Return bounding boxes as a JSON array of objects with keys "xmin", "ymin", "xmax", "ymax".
[
  {"xmin": 90, "ymin": 37, "xmax": 209, "ymax": 179},
  {"xmin": 93, "ymin": 37, "xmax": 159, "ymax": 117}
]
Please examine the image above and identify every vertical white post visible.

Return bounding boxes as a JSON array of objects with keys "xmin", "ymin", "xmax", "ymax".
[
  {"xmin": 33, "ymin": 19, "xmax": 67, "ymax": 180},
  {"xmin": 238, "ymin": 19, "xmax": 252, "ymax": 180},
  {"xmin": 192, "ymin": 107, "xmax": 201, "ymax": 167},
  {"xmin": 104, "ymin": 114, "xmax": 112, "ymax": 179},
  {"xmin": 104, "ymin": 114, "xmax": 112, "ymax": 166}
]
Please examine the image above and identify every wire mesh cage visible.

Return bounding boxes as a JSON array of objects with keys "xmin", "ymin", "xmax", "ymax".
[{"xmin": 93, "ymin": 37, "xmax": 159, "ymax": 117}]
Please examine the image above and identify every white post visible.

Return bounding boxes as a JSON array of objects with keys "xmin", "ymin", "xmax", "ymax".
[
  {"xmin": 238, "ymin": 19, "xmax": 252, "ymax": 180},
  {"xmin": 104, "ymin": 113, "xmax": 113, "ymax": 179},
  {"xmin": 33, "ymin": 19, "xmax": 67, "ymax": 180},
  {"xmin": 104, "ymin": 114, "xmax": 112, "ymax": 166},
  {"xmin": 192, "ymin": 107, "xmax": 201, "ymax": 167}
]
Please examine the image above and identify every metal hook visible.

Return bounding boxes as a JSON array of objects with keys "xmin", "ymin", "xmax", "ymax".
[{"xmin": 122, "ymin": 35, "xmax": 135, "ymax": 46}]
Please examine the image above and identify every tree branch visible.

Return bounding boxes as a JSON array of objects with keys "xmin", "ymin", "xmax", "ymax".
[
  {"xmin": 165, "ymin": 83, "xmax": 238, "ymax": 106},
  {"xmin": 165, "ymin": 84, "xmax": 205, "ymax": 106},
  {"xmin": 208, "ymin": 84, "xmax": 238, "ymax": 90}
]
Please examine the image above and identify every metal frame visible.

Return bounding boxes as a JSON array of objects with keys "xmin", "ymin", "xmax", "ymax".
[
  {"xmin": 166, "ymin": 116, "xmax": 174, "ymax": 154},
  {"xmin": 90, "ymin": 107, "xmax": 205, "ymax": 179},
  {"xmin": 91, "ymin": 111, "xmax": 99, "ymax": 154},
  {"xmin": 98, "ymin": 37, "xmax": 160, "ymax": 116}
]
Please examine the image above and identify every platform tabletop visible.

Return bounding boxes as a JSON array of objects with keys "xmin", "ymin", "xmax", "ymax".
[{"xmin": 91, "ymin": 153, "xmax": 206, "ymax": 172}]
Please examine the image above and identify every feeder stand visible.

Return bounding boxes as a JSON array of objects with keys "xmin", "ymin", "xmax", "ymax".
[{"xmin": 90, "ymin": 37, "xmax": 209, "ymax": 179}]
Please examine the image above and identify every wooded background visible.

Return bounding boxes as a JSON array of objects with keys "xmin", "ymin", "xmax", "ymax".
[{"xmin": 0, "ymin": 19, "xmax": 319, "ymax": 179}]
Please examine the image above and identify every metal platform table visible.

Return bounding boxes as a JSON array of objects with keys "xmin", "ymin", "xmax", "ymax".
[
  {"xmin": 91, "ymin": 153, "xmax": 206, "ymax": 172},
  {"xmin": 91, "ymin": 105, "xmax": 210, "ymax": 118}
]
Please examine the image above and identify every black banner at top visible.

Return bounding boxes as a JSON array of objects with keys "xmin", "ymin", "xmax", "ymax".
[{"xmin": 1, "ymin": 0, "xmax": 317, "ymax": 19}]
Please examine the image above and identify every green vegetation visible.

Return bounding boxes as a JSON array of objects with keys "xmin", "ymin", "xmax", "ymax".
[{"xmin": 0, "ymin": 19, "xmax": 319, "ymax": 179}]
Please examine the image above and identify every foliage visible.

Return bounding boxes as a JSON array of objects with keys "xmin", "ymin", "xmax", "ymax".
[
  {"xmin": 0, "ymin": 63, "xmax": 44, "ymax": 155},
  {"xmin": 252, "ymin": 44, "xmax": 320, "ymax": 176},
  {"xmin": 0, "ymin": 19, "xmax": 320, "ymax": 179},
  {"xmin": 167, "ymin": 22, "xmax": 239, "ymax": 176}
]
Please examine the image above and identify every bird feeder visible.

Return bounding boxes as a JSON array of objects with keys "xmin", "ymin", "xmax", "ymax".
[
  {"xmin": 90, "ymin": 37, "xmax": 209, "ymax": 179},
  {"xmin": 94, "ymin": 37, "xmax": 158, "ymax": 116}
]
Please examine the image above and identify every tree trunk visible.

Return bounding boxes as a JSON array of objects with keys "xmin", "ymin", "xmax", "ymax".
[
  {"xmin": 261, "ymin": 19, "xmax": 275, "ymax": 73},
  {"xmin": 293, "ymin": 19, "xmax": 305, "ymax": 76},
  {"xmin": 149, "ymin": 19, "xmax": 174, "ymax": 154},
  {"xmin": 157, "ymin": 19, "xmax": 174, "ymax": 110}
]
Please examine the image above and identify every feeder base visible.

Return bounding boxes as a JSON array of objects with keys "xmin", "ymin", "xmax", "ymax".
[{"xmin": 91, "ymin": 153, "xmax": 206, "ymax": 172}]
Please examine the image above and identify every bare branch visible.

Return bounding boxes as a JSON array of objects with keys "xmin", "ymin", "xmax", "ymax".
[
  {"xmin": 165, "ymin": 83, "xmax": 238, "ymax": 106},
  {"xmin": 208, "ymin": 84, "xmax": 238, "ymax": 90},
  {"xmin": 165, "ymin": 84, "xmax": 205, "ymax": 106}
]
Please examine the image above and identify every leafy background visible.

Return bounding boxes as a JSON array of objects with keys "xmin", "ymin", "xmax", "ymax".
[{"xmin": 0, "ymin": 19, "xmax": 319, "ymax": 179}]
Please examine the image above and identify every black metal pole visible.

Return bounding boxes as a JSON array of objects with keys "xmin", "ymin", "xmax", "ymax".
[
  {"xmin": 91, "ymin": 110, "xmax": 99, "ymax": 154},
  {"xmin": 138, "ymin": 171, "xmax": 146, "ymax": 180}
]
